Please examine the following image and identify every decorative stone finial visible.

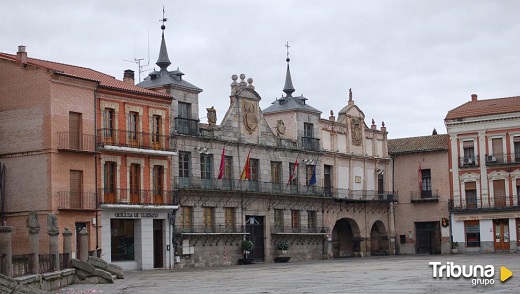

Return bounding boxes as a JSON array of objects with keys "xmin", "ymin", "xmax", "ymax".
[
  {"xmin": 207, "ymin": 106, "xmax": 217, "ymax": 127},
  {"xmin": 247, "ymin": 77, "xmax": 255, "ymax": 89},
  {"xmin": 382, "ymin": 121, "xmax": 385, "ymax": 127},
  {"xmin": 47, "ymin": 213, "xmax": 59, "ymax": 236},
  {"xmin": 26, "ymin": 211, "xmax": 40, "ymax": 234}
]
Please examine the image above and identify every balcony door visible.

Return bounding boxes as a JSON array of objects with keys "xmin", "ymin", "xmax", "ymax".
[
  {"xmin": 128, "ymin": 112, "xmax": 139, "ymax": 147},
  {"xmin": 324, "ymin": 165, "xmax": 332, "ymax": 196},
  {"xmin": 104, "ymin": 161, "xmax": 116, "ymax": 203},
  {"xmin": 129, "ymin": 163, "xmax": 140, "ymax": 204},
  {"xmin": 153, "ymin": 165, "xmax": 164, "ymax": 204},
  {"xmin": 69, "ymin": 112, "xmax": 81, "ymax": 150},
  {"xmin": 70, "ymin": 170, "xmax": 82, "ymax": 209},
  {"xmin": 493, "ymin": 180, "xmax": 506, "ymax": 208}
]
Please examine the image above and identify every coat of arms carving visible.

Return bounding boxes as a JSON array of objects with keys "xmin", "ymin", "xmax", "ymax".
[
  {"xmin": 351, "ymin": 118, "xmax": 362, "ymax": 146},
  {"xmin": 243, "ymin": 101, "xmax": 257, "ymax": 134}
]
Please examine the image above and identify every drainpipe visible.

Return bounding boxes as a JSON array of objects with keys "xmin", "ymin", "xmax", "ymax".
[{"xmin": 94, "ymin": 88, "xmax": 99, "ymax": 253}]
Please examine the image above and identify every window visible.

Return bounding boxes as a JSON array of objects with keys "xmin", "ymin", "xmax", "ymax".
[
  {"xmin": 181, "ymin": 206, "xmax": 193, "ymax": 231},
  {"xmin": 153, "ymin": 165, "xmax": 164, "ymax": 203},
  {"xmin": 69, "ymin": 112, "xmax": 81, "ymax": 150},
  {"xmin": 223, "ymin": 156, "xmax": 232, "ymax": 179},
  {"xmin": 111, "ymin": 219, "xmax": 135, "ymax": 261},
  {"xmin": 152, "ymin": 115, "xmax": 161, "ymax": 147},
  {"xmin": 224, "ymin": 207, "xmax": 235, "ymax": 232},
  {"xmin": 200, "ymin": 154, "xmax": 212, "ymax": 179},
  {"xmin": 179, "ymin": 152, "xmax": 190, "ymax": 178},
  {"xmin": 462, "ymin": 140, "xmax": 475, "ymax": 165},
  {"xmin": 289, "ymin": 162, "xmax": 298, "ymax": 185},
  {"xmin": 178, "ymin": 102, "xmax": 191, "ymax": 119},
  {"xmin": 304, "ymin": 122, "xmax": 313, "ymax": 138},
  {"xmin": 399, "ymin": 235, "xmax": 406, "ymax": 244},
  {"xmin": 514, "ymin": 137, "xmax": 520, "ymax": 162},
  {"xmin": 271, "ymin": 161, "xmax": 282, "ymax": 184},
  {"xmin": 306, "ymin": 165, "xmax": 315, "ymax": 186},
  {"xmin": 491, "ymin": 137, "xmax": 503, "ymax": 157},
  {"xmin": 69, "ymin": 170, "xmax": 82, "ymax": 209},
  {"xmin": 421, "ymin": 169, "xmax": 432, "ymax": 198},
  {"xmin": 465, "ymin": 181, "xmax": 477, "ymax": 209},
  {"xmin": 103, "ymin": 108, "xmax": 115, "ymax": 141},
  {"xmin": 128, "ymin": 111, "xmax": 139, "ymax": 145},
  {"xmin": 250, "ymin": 159, "xmax": 259, "ymax": 181},
  {"xmin": 307, "ymin": 211, "xmax": 317, "ymax": 233},
  {"xmin": 324, "ymin": 165, "xmax": 332, "ymax": 196},
  {"xmin": 271, "ymin": 161, "xmax": 282, "ymax": 192},
  {"xmin": 378, "ymin": 173, "xmax": 384, "ymax": 195},
  {"xmin": 103, "ymin": 161, "xmax": 116, "ymax": 194},
  {"xmin": 129, "ymin": 163, "xmax": 140, "ymax": 203},
  {"xmin": 465, "ymin": 220, "xmax": 480, "ymax": 247},
  {"xmin": 203, "ymin": 207, "xmax": 214, "ymax": 232},
  {"xmin": 493, "ymin": 179, "xmax": 506, "ymax": 208},
  {"xmin": 291, "ymin": 210, "xmax": 300, "ymax": 232},
  {"xmin": 274, "ymin": 209, "xmax": 284, "ymax": 232}
]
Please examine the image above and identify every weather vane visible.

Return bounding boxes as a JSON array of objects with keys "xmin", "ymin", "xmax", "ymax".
[
  {"xmin": 160, "ymin": 6, "xmax": 168, "ymax": 30},
  {"xmin": 285, "ymin": 42, "xmax": 290, "ymax": 60}
]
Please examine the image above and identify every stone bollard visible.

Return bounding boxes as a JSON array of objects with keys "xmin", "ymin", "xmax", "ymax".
[
  {"xmin": 26, "ymin": 211, "xmax": 40, "ymax": 274},
  {"xmin": 79, "ymin": 227, "xmax": 89, "ymax": 262},
  {"xmin": 47, "ymin": 213, "xmax": 60, "ymax": 271},
  {"xmin": 62, "ymin": 228, "xmax": 73, "ymax": 267},
  {"xmin": 0, "ymin": 226, "xmax": 13, "ymax": 277}
]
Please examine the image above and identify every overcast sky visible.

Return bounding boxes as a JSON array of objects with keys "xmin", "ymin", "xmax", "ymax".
[{"xmin": 2, "ymin": 1, "xmax": 519, "ymax": 139}]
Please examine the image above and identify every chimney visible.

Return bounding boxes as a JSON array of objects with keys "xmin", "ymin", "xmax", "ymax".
[
  {"xmin": 471, "ymin": 94, "xmax": 478, "ymax": 102},
  {"xmin": 16, "ymin": 45, "xmax": 27, "ymax": 64},
  {"xmin": 123, "ymin": 69, "xmax": 135, "ymax": 85}
]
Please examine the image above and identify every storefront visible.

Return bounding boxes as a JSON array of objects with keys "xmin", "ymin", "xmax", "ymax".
[{"xmin": 100, "ymin": 205, "xmax": 178, "ymax": 270}]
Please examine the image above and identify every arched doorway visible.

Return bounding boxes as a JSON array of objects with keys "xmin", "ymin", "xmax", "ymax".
[
  {"xmin": 332, "ymin": 218, "xmax": 361, "ymax": 257},
  {"xmin": 370, "ymin": 221, "xmax": 389, "ymax": 255}
]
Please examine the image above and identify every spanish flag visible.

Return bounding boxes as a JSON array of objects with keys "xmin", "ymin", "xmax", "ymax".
[{"xmin": 240, "ymin": 150, "xmax": 251, "ymax": 180}]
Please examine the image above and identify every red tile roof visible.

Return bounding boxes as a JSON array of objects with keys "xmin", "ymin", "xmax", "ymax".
[
  {"xmin": 445, "ymin": 96, "xmax": 520, "ymax": 120},
  {"xmin": 388, "ymin": 134, "xmax": 449, "ymax": 155},
  {"xmin": 0, "ymin": 53, "xmax": 170, "ymax": 99}
]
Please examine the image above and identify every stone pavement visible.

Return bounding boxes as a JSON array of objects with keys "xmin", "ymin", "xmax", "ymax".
[{"xmin": 57, "ymin": 254, "xmax": 520, "ymax": 293}]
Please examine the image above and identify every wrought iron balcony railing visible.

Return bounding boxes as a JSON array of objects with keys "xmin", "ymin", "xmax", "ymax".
[
  {"xmin": 449, "ymin": 195, "xmax": 520, "ymax": 211},
  {"xmin": 410, "ymin": 189, "xmax": 440, "ymax": 203},
  {"xmin": 271, "ymin": 226, "xmax": 330, "ymax": 234},
  {"xmin": 485, "ymin": 153, "xmax": 520, "ymax": 166},
  {"xmin": 459, "ymin": 156, "xmax": 479, "ymax": 168},
  {"xmin": 175, "ymin": 224, "xmax": 247, "ymax": 234},
  {"xmin": 98, "ymin": 188, "xmax": 177, "ymax": 206},
  {"xmin": 174, "ymin": 176, "xmax": 398, "ymax": 202},
  {"xmin": 58, "ymin": 191, "xmax": 97, "ymax": 210},
  {"xmin": 97, "ymin": 128, "xmax": 176, "ymax": 152},
  {"xmin": 57, "ymin": 132, "xmax": 96, "ymax": 153},
  {"xmin": 301, "ymin": 136, "xmax": 320, "ymax": 151},
  {"xmin": 174, "ymin": 117, "xmax": 200, "ymax": 136}
]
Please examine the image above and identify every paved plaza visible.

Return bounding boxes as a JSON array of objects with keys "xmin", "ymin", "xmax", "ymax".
[{"xmin": 59, "ymin": 254, "xmax": 520, "ymax": 294}]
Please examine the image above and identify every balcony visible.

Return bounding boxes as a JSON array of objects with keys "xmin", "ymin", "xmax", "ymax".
[
  {"xmin": 410, "ymin": 189, "xmax": 440, "ymax": 203},
  {"xmin": 301, "ymin": 136, "xmax": 320, "ymax": 151},
  {"xmin": 174, "ymin": 176, "xmax": 398, "ymax": 202},
  {"xmin": 459, "ymin": 156, "xmax": 479, "ymax": 168},
  {"xmin": 485, "ymin": 153, "xmax": 520, "ymax": 166},
  {"xmin": 175, "ymin": 224, "xmax": 247, "ymax": 234},
  {"xmin": 97, "ymin": 129, "xmax": 176, "ymax": 155},
  {"xmin": 98, "ymin": 188, "xmax": 177, "ymax": 207},
  {"xmin": 58, "ymin": 191, "xmax": 97, "ymax": 210},
  {"xmin": 271, "ymin": 226, "xmax": 330, "ymax": 234},
  {"xmin": 57, "ymin": 132, "xmax": 96, "ymax": 153},
  {"xmin": 449, "ymin": 195, "xmax": 520, "ymax": 212},
  {"xmin": 174, "ymin": 117, "xmax": 199, "ymax": 136}
]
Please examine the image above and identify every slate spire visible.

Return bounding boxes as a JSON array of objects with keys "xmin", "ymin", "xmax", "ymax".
[
  {"xmin": 156, "ymin": 7, "xmax": 171, "ymax": 71},
  {"xmin": 283, "ymin": 42, "xmax": 295, "ymax": 97}
]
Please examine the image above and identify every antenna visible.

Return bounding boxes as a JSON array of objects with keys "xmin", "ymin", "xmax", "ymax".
[{"xmin": 123, "ymin": 31, "xmax": 151, "ymax": 82}]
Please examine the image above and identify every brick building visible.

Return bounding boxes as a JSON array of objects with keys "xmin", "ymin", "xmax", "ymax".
[
  {"xmin": 389, "ymin": 134, "xmax": 451, "ymax": 254},
  {"xmin": 0, "ymin": 45, "xmax": 177, "ymax": 270},
  {"xmin": 446, "ymin": 94, "xmax": 520, "ymax": 253}
]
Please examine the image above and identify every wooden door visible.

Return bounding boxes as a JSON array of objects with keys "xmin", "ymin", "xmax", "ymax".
[
  {"xmin": 129, "ymin": 164, "xmax": 140, "ymax": 204},
  {"xmin": 153, "ymin": 220, "xmax": 164, "ymax": 268},
  {"xmin": 494, "ymin": 219, "xmax": 510, "ymax": 251},
  {"xmin": 493, "ymin": 180, "xmax": 506, "ymax": 208},
  {"xmin": 69, "ymin": 112, "xmax": 81, "ymax": 149},
  {"xmin": 69, "ymin": 170, "xmax": 82, "ymax": 208}
]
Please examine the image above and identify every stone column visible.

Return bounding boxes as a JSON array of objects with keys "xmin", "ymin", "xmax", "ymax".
[
  {"xmin": 26, "ymin": 211, "xmax": 40, "ymax": 274},
  {"xmin": 0, "ymin": 226, "xmax": 13, "ymax": 277},
  {"xmin": 62, "ymin": 228, "xmax": 73, "ymax": 267},
  {"xmin": 79, "ymin": 227, "xmax": 89, "ymax": 262},
  {"xmin": 47, "ymin": 213, "xmax": 60, "ymax": 271}
]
